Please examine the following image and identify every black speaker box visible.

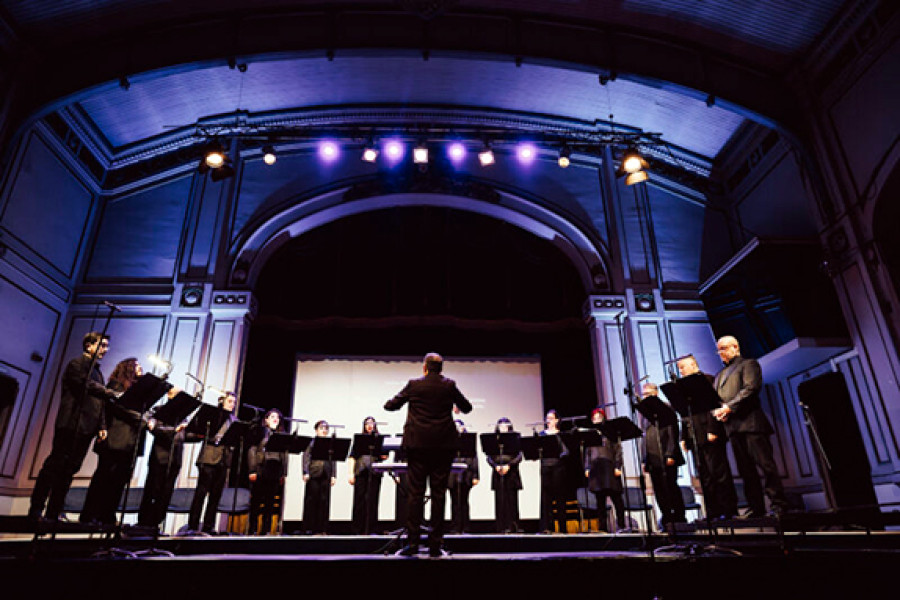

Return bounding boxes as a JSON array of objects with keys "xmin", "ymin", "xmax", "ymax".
[{"xmin": 797, "ymin": 371, "xmax": 879, "ymax": 513}]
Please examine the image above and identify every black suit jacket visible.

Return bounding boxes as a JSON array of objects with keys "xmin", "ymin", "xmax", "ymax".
[
  {"xmin": 642, "ymin": 420, "xmax": 685, "ymax": 470},
  {"xmin": 56, "ymin": 354, "xmax": 116, "ymax": 435},
  {"xmin": 196, "ymin": 413, "xmax": 236, "ymax": 467},
  {"xmin": 248, "ymin": 427, "xmax": 289, "ymax": 479},
  {"xmin": 714, "ymin": 356, "xmax": 774, "ymax": 435},
  {"xmin": 680, "ymin": 374, "xmax": 727, "ymax": 449},
  {"xmin": 384, "ymin": 371, "xmax": 473, "ymax": 450}
]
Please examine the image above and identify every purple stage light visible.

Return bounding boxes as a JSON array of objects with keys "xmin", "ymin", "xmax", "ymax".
[
  {"xmin": 448, "ymin": 142, "xmax": 466, "ymax": 161},
  {"xmin": 319, "ymin": 141, "xmax": 340, "ymax": 161},
  {"xmin": 517, "ymin": 143, "xmax": 537, "ymax": 163},
  {"xmin": 384, "ymin": 140, "xmax": 405, "ymax": 161}
]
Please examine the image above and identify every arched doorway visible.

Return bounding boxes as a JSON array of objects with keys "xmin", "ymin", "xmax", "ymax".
[{"xmin": 240, "ymin": 204, "xmax": 603, "ymax": 423}]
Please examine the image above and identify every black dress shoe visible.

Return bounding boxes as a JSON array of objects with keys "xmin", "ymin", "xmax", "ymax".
[
  {"xmin": 397, "ymin": 545, "xmax": 420, "ymax": 557},
  {"xmin": 429, "ymin": 546, "xmax": 445, "ymax": 558}
]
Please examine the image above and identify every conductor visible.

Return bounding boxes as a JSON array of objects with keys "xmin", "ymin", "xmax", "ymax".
[{"xmin": 384, "ymin": 353, "xmax": 473, "ymax": 557}]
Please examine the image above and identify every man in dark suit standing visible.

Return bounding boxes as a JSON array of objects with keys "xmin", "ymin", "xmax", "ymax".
[
  {"xmin": 640, "ymin": 382, "xmax": 686, "ymax": 529},
  {"xmin": 712, "ymin": 336, "xmax": 788, "ymax": 517},
  {"xmin": 29, "ymin": 332, "xmax": 118, "ymax": 524},
  {"xmin": 385, "ymin": 353, "xmax": 473, "ymax": 557},
  {"xmin": 186, "ymin": 391, "xmax": 237, "ymax": 534},
  {"xmin": 676, "ymin": 355, "xmax": 738, "ymax": 520}
]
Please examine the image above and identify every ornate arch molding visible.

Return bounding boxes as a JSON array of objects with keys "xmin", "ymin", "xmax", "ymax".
[{"xmin": 228, "ymin": 181, "xmax": 612, "ymax": 294}]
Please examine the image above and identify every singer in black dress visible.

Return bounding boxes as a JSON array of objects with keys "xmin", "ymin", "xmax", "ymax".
[
  {"xmin": 448, "ymin": 419, "xmax": 479, "ymax": 534},
  {"xmin": 248, "ymin": 409, "xmax": 289, "ymax": 535},
  {"xmin": 302, "ymin": 420, "xmax": 336, "ymax": 534},
  {"xmin": 584, "ymin": 408, "xmax": 626, "ymax": 532},
  {"xmin": 348, "ymin": 416, "xmax": 387, "ymax": 535},
  {"xmin": 486, "ymin": 417, "xmax": 522, "ymax": 534}
]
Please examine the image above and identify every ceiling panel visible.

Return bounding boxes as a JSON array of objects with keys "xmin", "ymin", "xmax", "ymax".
[{"xmin": 78, "ymin": 54, "xmax": 745, "ymax": 158}]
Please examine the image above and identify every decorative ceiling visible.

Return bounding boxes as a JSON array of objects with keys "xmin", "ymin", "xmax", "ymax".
[{"xmin": 0, "ymin": 0, "xmax": 857, "ymax": 175}]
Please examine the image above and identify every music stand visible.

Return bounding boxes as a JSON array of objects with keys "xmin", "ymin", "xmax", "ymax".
[
  {"xmin": 151, "ymin": 392, "xmax": 201, "ymax": 428},
  {"xmin": 350, "ymin": 434, "xmax": 386, "ymax": 535},
  {"xmin": 592, "ymin": 416, "xmax": 645, "ymax": 533},
  {"xmin": 309, "ymin": 436, "xmax": 351, "ymax": 459},
  {"xmin": 635, "ymin": 395, "xmax": 677, "ymax": 429},
  {"xmin": 116, "ymin": 373, "xmax": 170, "ymax": 413},
  {"xmin": 450, "ymin": 432, "xmax": 477, "ymax": 534},
  {"xmin": 563, "ymin": 428, "xmax": 604, "ymax": 533},
  {"xmin": 309, "ymin": 436, "xmax": 352, "ymax": 473},
  {"xmin": 660, "ymin": 375, "xmax": 741, "ymax": 556},
  {"xmin": 479, "ymin": 432, "xmax": 521, "ymax": 460},
  {"xmin": 139, "ymin": 391, "xmax": 201, "ymax": 533},
  {"xmin": 182, "ymin": 403, "xmax": 234, "ymax": 533},
  {"xmin": 520, "ymin": 434, "xmax": 561, "ymax": 462},
  {"xmin": 635, "ymin": 394, "xmax": 680, "ymax": 538},
  {"xmin": 264, "ymin": 433, "xmax": 310, "ymax": 534},
  {"xmin": 597, "ymin": 416, "xmax": 643, "ymax": 444},
  {"xmin": 267, "ymin": 433, "xmax": 312, "ymax": 455},
  {"xmin": 219, "ymin": 420, "xmax": 252, "ymax": 533},
  {"xmin": 110, "ymin": 374, "xmax": 172, "ymax": 542},
  {"xmin": 455, "ymin": 432, "xmax": 477, "ymax": 460},
  {"xmin": 186, "ymin": 403, "xmax": 233, "ymax": 437}
]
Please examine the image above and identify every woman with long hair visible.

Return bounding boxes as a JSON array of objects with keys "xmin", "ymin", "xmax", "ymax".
[
  {"xmin": 486, "ymin": 417, "xmax": 523, "ymax": 533},
  {"xmin": 248, "ymin": 408, "xmax": 288, "ymax": 535},
  {"xmin": 348, "ymin": 416, "xmax": 387, "ymax": 534},
  {"xmin": 80, "ymin": 357, "xmax": 145, "ymax": 525}
]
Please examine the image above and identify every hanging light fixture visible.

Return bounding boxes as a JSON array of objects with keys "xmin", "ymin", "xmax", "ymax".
[
  {"xmin": 262, "ymin": 145, "xmax": 277, "ymax": 165},
  {"xmin": 557, "ymin": 146, "xmax": 572, "ymax": 168},
  {"xmin": 361, "ymin": 144, "xmax": 379, "ymax": 163},
  {"xmin": 413, "ymin": 143, "xmax": 429, "ymax": 164},
  {"xmin": 616, "ymin": 146, "xmax": 650, "ymax": 185},
  {"xmin": 478, "ymin": 144, "xmax": 495, "ymax": 167},
  {"xmin": 202, "ymin": 140, "xmax": 227, "ymax": 169}
]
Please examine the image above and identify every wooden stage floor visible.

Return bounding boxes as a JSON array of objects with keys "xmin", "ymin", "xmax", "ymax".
[{"xmin": 1, "ymin": 519, "xmax": 898, "ymax": 600}]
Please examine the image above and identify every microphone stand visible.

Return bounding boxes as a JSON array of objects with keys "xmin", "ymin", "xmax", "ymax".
[
  {"xmin": 800, "ymin": 402, "xmax": 837, "ymax": 512},
  {"xmin": 613, "ymin": 311, "xmax": 655, "ymax": 558}
]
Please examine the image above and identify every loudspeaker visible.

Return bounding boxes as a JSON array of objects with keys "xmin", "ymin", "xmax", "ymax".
[{"xmin": 797, "ymin": 371, "xmax": 879, "ymax": 512}]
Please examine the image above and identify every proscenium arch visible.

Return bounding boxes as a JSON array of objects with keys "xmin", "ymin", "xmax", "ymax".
[{"xmin": 230, "ymin": 188, "xmax": 612, "ymax": 294}]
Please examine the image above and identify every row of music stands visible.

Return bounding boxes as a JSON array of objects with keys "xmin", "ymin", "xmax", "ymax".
[{"xmin": 130, "ymin": 372, "xmax": 725, "ymax": 542}]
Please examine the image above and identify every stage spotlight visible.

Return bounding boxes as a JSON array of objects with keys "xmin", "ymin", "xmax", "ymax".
[
  {"xmin": 447, "ymin": 142, "xmax": 466, "ymax": 162},
  {"xmin": 384, "ymin": 140, "xmax": 405, "ymax": 161},
  {"xmin": 557, "ymin": 147, "xmax": 572, "ymax": 168},
  {"xmin": 478, "ymin": 146, "xmax": 495, "ymax": 167},
  {"xmin": 203, "ymin": 140, "xmax": 227, "ymax": 169},
  {"xmin": 319, "ymin": 141, "xmax": 339, "ymax": 162},
  {"xmin": 262, "ymin": 145, "xmax": 277, "ymax": 165},
  {"xmin": 413, "ymin": 144, "xmax": 429, "ymax": 164},
  {"xmin": 516, "ymin": 143, "xmax": 536, "ymax": 163},
  {"xmin": 620, "ymin": 147, "xmax": 648, "ymax": 174},
  {"xmin": 362, "ymin": 146, "xmax": 379, "ymax": 162},
  {"xmin": 614, "ymin": 147, "xmax": 649, "ymax": 185},
  {"xmin": 625, "ymin": 170, "xmax": 649, "ymax": 185}
]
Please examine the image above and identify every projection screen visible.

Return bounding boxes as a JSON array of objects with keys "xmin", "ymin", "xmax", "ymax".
[{"xmin": 283, "ymin": 355, "xmax": 545, "ymax": 524}]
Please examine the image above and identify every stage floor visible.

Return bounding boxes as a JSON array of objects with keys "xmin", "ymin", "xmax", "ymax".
[{"xmin": 1, "ymin": 521, "xmax": 898, "ymax": 599}]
